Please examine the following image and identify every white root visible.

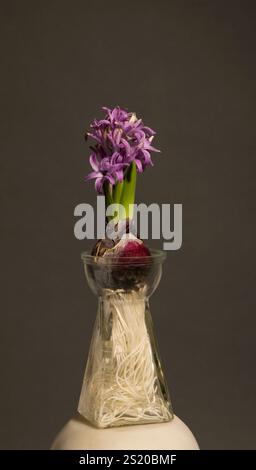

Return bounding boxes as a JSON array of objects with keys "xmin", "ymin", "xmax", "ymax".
[{"xmin": 79, "ymin": 290, "xmax": 172, "ymax": 428}]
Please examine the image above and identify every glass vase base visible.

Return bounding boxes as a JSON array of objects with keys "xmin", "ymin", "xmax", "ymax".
[{"xmin": 78, "ymin": 290, "xmax": 173, "ymax": 429}]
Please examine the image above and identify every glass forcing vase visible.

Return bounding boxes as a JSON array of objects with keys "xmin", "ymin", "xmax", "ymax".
[{"xmin": 78, "ymin": 249, "xmax": 173, "ymax": 428}]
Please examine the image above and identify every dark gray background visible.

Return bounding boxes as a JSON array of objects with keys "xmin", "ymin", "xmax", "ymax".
[{"xmin": 1, "ymin": 0, "xmax": 255, "ymax": 450}]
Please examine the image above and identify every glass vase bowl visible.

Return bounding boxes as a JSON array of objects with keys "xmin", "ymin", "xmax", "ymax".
[{"xmin": 78, "ymin": 249, "xmax": 173, "ymax": 428}]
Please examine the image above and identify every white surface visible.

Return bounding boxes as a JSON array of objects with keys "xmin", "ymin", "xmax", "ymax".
[{"xmin": 51, "ymin": 414, "xmax": 199, "ymax": 450}]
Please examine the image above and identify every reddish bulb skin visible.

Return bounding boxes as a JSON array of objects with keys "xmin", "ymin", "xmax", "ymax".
[
  {"xmin": 90, "ymin": 237, "xmax": 151, "ymax": 290},
  {"xmin": 117, "ymin": 241, "xmax": 150, "ymax": 259},
  {"xmin": 113, "ymin": 240, "xmax": 151, "ymax": 289},
  {"xmin": 91, "ymin": 237, "xmax": 151, "ymax": 261}
]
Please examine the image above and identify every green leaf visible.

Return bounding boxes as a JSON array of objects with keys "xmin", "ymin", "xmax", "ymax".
[
  {"xmin": 112, "ymin": 180, "xmax": 124, "ymax": 204},
  {"xmin": 103, "ymin": 181, "xmax": 113, "ymax": 208}
]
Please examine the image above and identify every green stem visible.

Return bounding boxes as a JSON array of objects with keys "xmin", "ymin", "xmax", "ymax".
[
  {"xmin": 119, "ymin": 161, "xmax": 137, "ymax": 220},
  {"xmin": 104, "ymin": 162, "xmax": 137, "ymax": 224}
]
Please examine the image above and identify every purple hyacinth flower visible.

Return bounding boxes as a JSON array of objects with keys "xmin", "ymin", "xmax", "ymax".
[{"xmin": 84, "ymin": 106, "xmax": 160, "ymax": 193}]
